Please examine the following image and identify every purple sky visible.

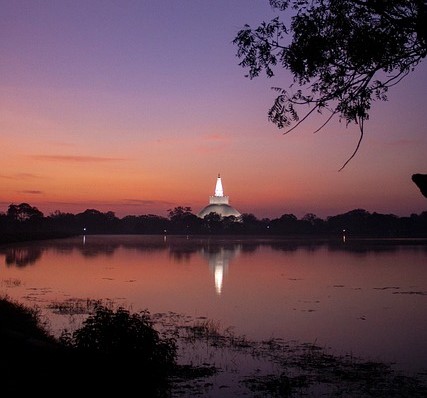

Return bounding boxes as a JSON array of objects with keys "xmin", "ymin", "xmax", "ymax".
[{"xmin": 1, "ymin": 0, "xmax": 426, "ymax": 219}]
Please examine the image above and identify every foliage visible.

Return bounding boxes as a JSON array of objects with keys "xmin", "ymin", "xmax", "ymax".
[
  {"xmin": 167, "ymin": 206, "xmax": 202, "ymax": 233},
  {"xmin": 0, "ymin": 295, "xmax": 53, "ymax": 346},
  {"xmin": 0, "ymin": 298, "xmax": 176, "ymax": 395},
  {"xmin": 59, "ymin": 304, "xmax": 177, "ymax": 371},
  {"xmin": 1, "ymin": 297, "xmax": 426, "ymax": 396},
  {"xmin": 152, "ymin": 312, "xmax": 427, "ymax": 397},
  {"xmin": 1, "ymin": 202, "xmax": 427, "ymax": 242},
  {"xmin": 233, "ymin": 0, "xmax": 427, "ymax": 169},
  {"xmin": 167, "ymin": 206, "xmax": 193, "ymax": 221},
  {"xmin": 412, "ymin": 173, "xmax": 427, "ymax": 197},
  {"xmin": 7, "ymin": 202, "xmax": 44, "ymax": 222}
]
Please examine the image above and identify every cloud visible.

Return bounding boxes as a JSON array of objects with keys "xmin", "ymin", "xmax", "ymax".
[
  {"xmin": 0, "ymin": 173, "xmax": 40, "ymax": 180},
  {"xmin": 19, "ymin": 190, "xmax": 43, "ymax": 195},
  {"xmin": 44, "ymin": 198, "xmax": 175, "ymax": 209},
  {"xmin": 204, "ymin": 133, "xmax": 228, "ymax": 142},
  {"xmin": 123, "ymin": 199, "xmax": 175, "ymax": 206},
  {"xmin": 195, "ymin": 133, "xmax": 232, "ymax": 153},
  {"xmin": 385, "ymin": 139, "xmax": 420, "ymax": 147},
  {"xmin": 370, "ymin": 138, "xmax": 422, "ymax": 147},
  {"xmin": 31, "ymin": 155, "xmax": 127, "ymax": 162}
]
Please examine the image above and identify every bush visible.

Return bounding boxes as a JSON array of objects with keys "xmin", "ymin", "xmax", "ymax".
[
  {"xmin": 60, "ymin": 304, "xmax": 177, "ymax": 372},
  {"xmin": 1, "ymin": 298, "xmax": 177, "ymax": 395}
]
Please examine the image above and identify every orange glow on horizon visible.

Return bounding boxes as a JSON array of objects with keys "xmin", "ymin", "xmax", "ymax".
[{"xmin": 1, "ymin": 1, "xmax": 426, "ymax": 220}]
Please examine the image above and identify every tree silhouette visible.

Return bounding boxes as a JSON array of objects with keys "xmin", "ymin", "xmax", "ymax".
[
  {"xmin": 412, "ymin": 173, "xmax": 427, "ymax": 198},
  {"xmin": 7, "ymin": 203, "xmax": 44, "ymax": 222},
  {"xmin": 233, "ymin": 0, "xmax": 426, "ymax": 170}
]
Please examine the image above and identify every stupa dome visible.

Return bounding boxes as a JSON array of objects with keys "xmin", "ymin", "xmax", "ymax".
[
  {"xmin": 198, "ymin": 203, "xmax": 241, "ymax": 218},
  {"xmin": 197, "ymin": 174, "xmax": 241, "ymax": 219}
]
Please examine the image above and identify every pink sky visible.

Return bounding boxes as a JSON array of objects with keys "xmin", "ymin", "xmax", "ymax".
[{"xmin": 1, "ymin": 1, "xmax": 426, "ymax": 220}]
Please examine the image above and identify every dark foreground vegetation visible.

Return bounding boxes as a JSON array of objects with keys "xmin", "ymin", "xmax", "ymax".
[
  {"xmin": 0, "ymin": 297, "xmax": 178, "ymax": 396},
  {"xmin": 1, "ymin": 296, "xmax": 426, "ymax": 397},
  {"xmin": 1, "ymin": 203, "xmax": 427, "ymax": 244}
]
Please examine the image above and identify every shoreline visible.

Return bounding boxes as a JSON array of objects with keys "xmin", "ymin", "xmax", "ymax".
[{"xmin": 1, "ymin": 295, "xmax": 426, "ymax": 397}]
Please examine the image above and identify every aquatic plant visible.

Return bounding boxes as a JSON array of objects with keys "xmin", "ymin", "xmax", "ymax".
[{"xmin": 59, "ymin": 304, "xmax": 177, "ymax": 372}]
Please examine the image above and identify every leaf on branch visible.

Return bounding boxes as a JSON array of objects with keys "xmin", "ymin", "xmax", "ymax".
[{"xmin": 233, "ymin": 0, "xmax": 427, "ymax": 169}]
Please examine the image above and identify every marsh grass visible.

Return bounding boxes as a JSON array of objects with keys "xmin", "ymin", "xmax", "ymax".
[
  {"xmin": 1, "ymin": 278, "xmax": 22, "ymax": 288},
  {"xmin": 151, "ymin": 311, "xmax": 427, "ymax": 397},
  {"xmin": 0, "ymin": 296, "xmax": 177, "ymax": 396},
  {"xmin": 47, "ymin": 297, "xmax": 111, "ymax": 314},
  {"xmin": 0, "ymin": 294, "xmax": 52, "ymax": 344},
  {"xmin": 240, "ymin": 340, "xmax": 427, "ymax": 397},
  {"xmin": 1, "ymin": 296, "xmax": 426, "ymax": 397}
]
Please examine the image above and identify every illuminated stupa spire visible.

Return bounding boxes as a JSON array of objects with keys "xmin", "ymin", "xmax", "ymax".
[
  {"xmin": 197, "ymin": 173, "xmax": 241, "ymax": 218},
  {"xmin": 214, "ymin": 173, "xmax": 224, "ymax": 197},
  {"xmin": 210, "ymin": 173, "xmax": 228, "ymax": 205}
]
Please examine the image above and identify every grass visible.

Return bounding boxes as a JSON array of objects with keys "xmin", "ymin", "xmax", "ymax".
[
  {"xmin": 0, "ymin": 296, "xmax": 178, "ymax": 396},
  {"xmin": 1, "ymin": 295, "xmax": 426, "ymax": 397},
  {"xmin": 151, "ymin": 311, "xmax": 427, "ymax": 396}
]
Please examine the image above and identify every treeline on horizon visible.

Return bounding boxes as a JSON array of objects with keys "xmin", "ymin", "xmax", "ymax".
[{"xmin": 1, "ymin": 202, "xmax": 427, "ymax": 243}]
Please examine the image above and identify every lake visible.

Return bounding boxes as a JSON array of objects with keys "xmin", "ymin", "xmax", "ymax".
[{"xmin": 1, "ymin": 235, "xmax": 426, "ymax": 389}]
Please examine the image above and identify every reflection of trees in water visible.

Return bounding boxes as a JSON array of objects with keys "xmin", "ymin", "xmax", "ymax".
[
  {"xmin": 238, "ymin": 243, "xmax": 259, "ymax": 254},
  {"xmin": 168, "ymin": 240, "xmax": 199, "ymax": 262},
  {"xmin": 328, "ymin": 240, "xmax": 427, "ymax": 255},
  {"xmin": 167, "ymin": 240, "xmax": 245, "ymax": 262},
  {"xmin": 80, "ymin": 244, "xmax": 117, "ymax": 258},
  {"xmin": 267, "ymin": 238, "xmax": 427, "ymax": 256},
  {"xmin": 2, "ymin": 236, "xmax": 426, "ymax": 268},
  {"xmin": 4, "ymin": 246, "xmax": 43, "ymax": 267}
]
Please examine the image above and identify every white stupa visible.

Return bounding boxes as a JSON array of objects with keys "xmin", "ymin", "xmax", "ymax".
[{"xmin": 197, "ymin": 174, "xmax": 241, "ymax": 218}]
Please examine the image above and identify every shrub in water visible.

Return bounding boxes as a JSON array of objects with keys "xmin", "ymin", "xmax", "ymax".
[{"xmin": 60, "ymin": 304, "xmax": 177, "ymax": 377}]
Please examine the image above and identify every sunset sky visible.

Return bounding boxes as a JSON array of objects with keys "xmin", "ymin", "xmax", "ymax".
[{"xmin": 1, "ymin": 0, "xmax": 426, "ymax": 220}]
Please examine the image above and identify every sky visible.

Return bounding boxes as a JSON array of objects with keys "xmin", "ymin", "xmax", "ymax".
[{"xmin": 1, "ymin": 0, "xmax": 426, "ymax": 220}]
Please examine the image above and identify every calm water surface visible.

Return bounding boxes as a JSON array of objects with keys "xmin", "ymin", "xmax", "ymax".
[{"xmin": 1, "ymin": 235, "xmax": 426, "ymax": 377}]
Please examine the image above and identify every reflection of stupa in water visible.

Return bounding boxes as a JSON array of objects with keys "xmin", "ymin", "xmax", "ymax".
[
  {"xmin": 197, "ymin": 174, "xmax": 241, "ymax": 218},
  {"xmin": 200, "ymin": 245, "xmax": 241, "ymax": 295}
]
